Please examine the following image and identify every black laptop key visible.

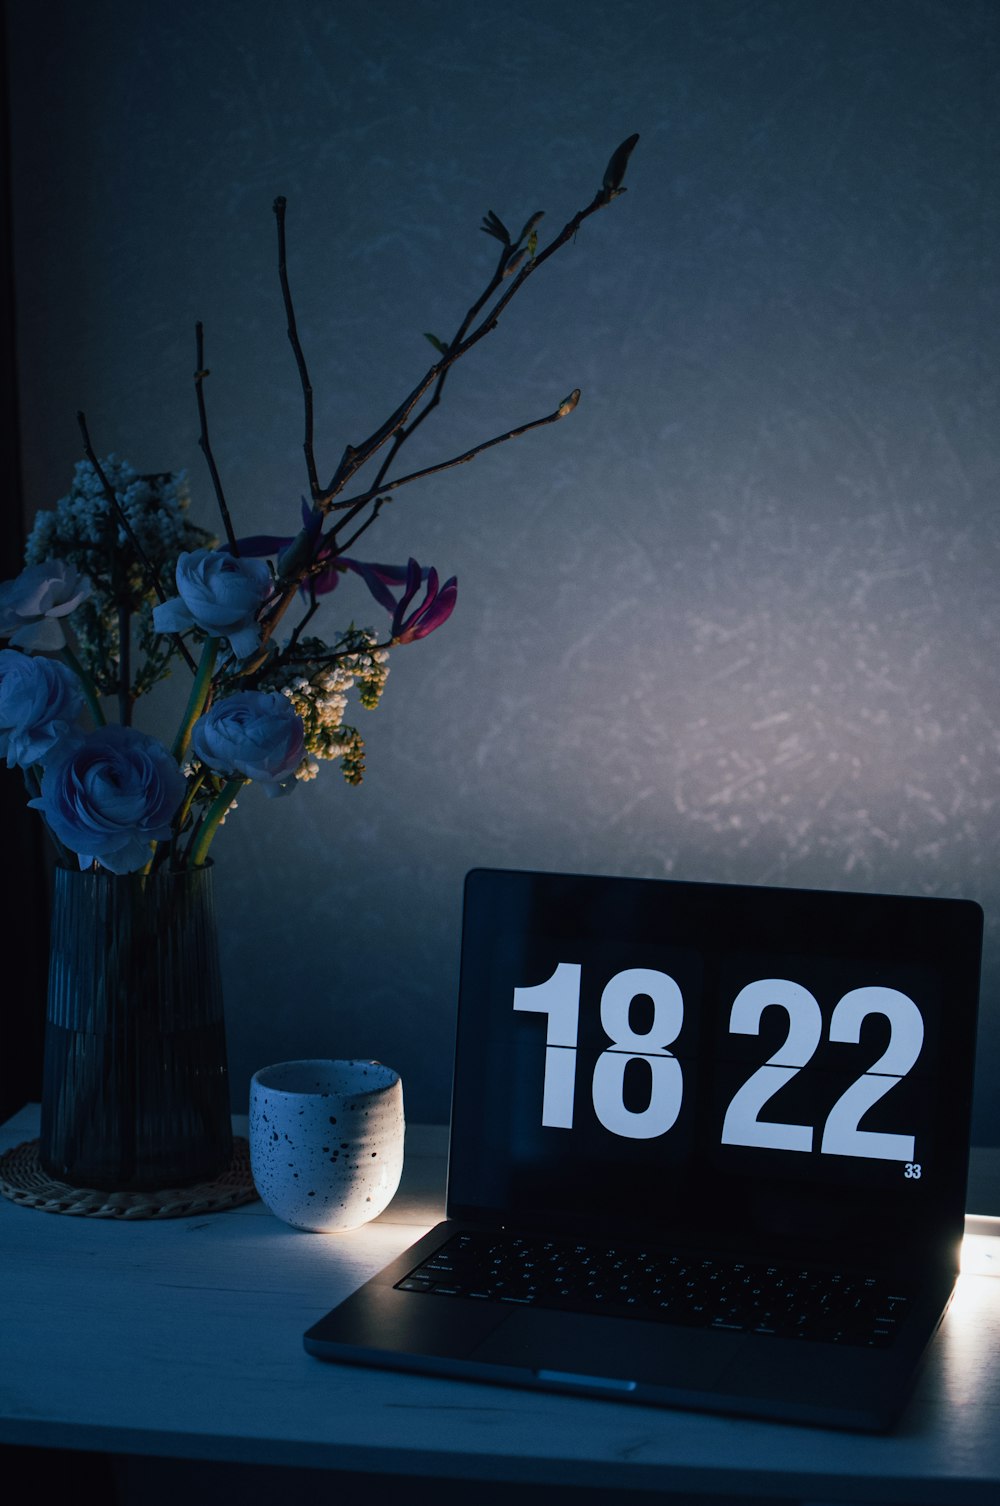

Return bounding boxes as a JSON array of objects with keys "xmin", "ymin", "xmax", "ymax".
[{"xmin": 396, "ymin": 1233, "xmax": 911, "ymax": 1349}]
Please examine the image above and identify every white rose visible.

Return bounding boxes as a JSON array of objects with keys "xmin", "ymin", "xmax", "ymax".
[{"xmin": 0, "ymin": 560, "xmax": 91, "ymax": 651}]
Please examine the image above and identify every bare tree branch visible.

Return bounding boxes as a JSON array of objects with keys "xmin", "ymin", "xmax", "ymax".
[
  {"xmin": 333, "ymin": 494, "xmax": 391, "ymax": 554},
  {"xmin": 194, "ymin": 322, "xmax": 240, "ymax": 555},
  {"xmin": 312, "ymin": 135, "xmax": 638, "ymax": 510},
  {"xmin": 242, "ymin": 136, "xmax": 638, "ymax": 679},
  {"xmin": 363, "ymin": 235, "xmax": 513, "ymax": 494},
  {"xmin": 274, "ymin": 196, "xmax": 321, "ymax": 502},
  {"xmin": 328, "ymin": 392, "xmax": 581, "ymax": 530}
]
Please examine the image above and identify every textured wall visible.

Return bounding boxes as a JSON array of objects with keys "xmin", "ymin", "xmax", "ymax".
[{"xmin": 7, "ymin": 0, "xmax": 999, "ymax": 1137}]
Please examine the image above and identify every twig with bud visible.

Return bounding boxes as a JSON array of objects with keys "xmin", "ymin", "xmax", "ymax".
[{"xmin": 253, "ymin": 134, "xmax": 638, "ymax": 664}]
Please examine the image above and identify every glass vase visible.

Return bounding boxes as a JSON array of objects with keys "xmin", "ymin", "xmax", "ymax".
[{"xmin": 39, "ymin": 863, "xmax": 233, "ymax": 1190}]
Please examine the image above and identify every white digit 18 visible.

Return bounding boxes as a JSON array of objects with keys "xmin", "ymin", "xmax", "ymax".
[
  {"xmin": 512, "ymin": 962, "xmax": 582, "ymax": 1128},
  {"xmin": 592, "ymin": 968, "xmax": 685, "ymax": 1139},
  {"xmin": 513, "ymin": 964, "xmax": 684, "ymax": 1137}
]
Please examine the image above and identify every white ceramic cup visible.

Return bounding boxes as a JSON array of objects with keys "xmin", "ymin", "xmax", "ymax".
[{"xmin": 249, "ymin": 1059, "xmax": 404, "ymax": 1232}]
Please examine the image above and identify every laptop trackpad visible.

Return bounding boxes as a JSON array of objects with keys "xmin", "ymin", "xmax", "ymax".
[{"xmin": 469, "ymin": 1309, "xmax": 740, "ymax": 1389}]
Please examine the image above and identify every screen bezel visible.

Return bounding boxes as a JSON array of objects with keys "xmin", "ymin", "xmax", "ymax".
[{"xmin": 446, "ymin": 868, "xmax": 982, "ymax": 1276}]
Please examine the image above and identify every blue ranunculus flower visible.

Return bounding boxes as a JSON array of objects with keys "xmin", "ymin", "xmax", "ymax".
[
  {"xmin": 190, "ymin": 690, "xmax": 305, "ymax": 797},
  {"xmin": 29, "ymin": 724, "xmax": 187, "ymax": 873},
  {"xmin": 0, "ymin": 649, "xmax": 85, "ymax": 768},
  {"xmin": 152, "ymin": 548, "xmax": 274, "ymax": 660}
]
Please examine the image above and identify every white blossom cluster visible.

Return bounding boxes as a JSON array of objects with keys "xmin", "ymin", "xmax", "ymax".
[
  {"xmin": 25, "ymin": 456, "xmax": 217, "ymax": 697},
  {"xmin": 26, "ymin": 456, "xmax": 214, "ymax": 581},
  {"xmin": 260, "ymin": 631, "xmax": 390, "ymax": 786},
  {"xmin": 281, "ymin": 665, "xmax": 352, "ymax": 776}
]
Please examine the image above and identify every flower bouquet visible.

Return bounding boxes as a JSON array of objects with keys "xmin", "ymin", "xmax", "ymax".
[{"xmin": 0, "ymin": 137, "xmax": 638, "ymax": 1192}]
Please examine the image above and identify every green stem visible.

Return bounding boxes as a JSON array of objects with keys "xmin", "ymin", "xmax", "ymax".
[
  {"xmin": 117, "ymin": 604, "xmax": 132, "ymax": 725},
  {"xmin": 171, "ymin": 636, "xmax": 220, "ymax": 764},
  {"xmin": 59, "ymin": 644, "xmax": 106, "ymax": 727},
  {"xmin": 174, "ymin": 764, "xmax": 208, "ymax": 840},
  {"xmin": 188, "ymin": 777, "xmax": 245, "ymax": 869}
]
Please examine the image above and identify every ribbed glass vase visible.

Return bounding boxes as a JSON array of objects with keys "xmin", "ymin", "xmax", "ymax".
[{"xmin": 39, "ymin": 864, "xmax": 233, "ymax": 1191}]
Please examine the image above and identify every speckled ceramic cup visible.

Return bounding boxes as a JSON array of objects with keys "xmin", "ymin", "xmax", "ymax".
[{"xmin": 249, "ymin": 1059, "xmax": 404, "ymax": 1232}]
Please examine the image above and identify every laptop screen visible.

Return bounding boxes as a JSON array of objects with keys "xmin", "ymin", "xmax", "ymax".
[{"xmin": 448, "ymin": 869, "xmax": 982, "ymax": 1272}]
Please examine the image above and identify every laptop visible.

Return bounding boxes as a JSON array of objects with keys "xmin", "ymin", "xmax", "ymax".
[{"xmin": 304, "ymin": 867, "xmax": 982, "ymax": 1432}]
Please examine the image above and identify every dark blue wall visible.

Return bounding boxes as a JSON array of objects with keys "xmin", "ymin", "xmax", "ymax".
[{"xmin": 7, "ymin": 0, "xmax": 999, "ymax": 1138}]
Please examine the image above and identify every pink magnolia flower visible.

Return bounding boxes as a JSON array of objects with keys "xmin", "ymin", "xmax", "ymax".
[
  {"xmin": 231, "ymin": 506, "xmax": 458, "ymax": 641},
  {"xmin": 316, "ymin": 556, "xmax": 456, "ymax": 642},
  {"xmin": 384, "ymin": 558, "xmax": 458, "ymax": 644}
]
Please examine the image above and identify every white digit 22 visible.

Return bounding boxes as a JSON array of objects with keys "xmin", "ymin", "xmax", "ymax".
[
  {"xmin": 721, "ymin": 980, "xmax": 924, "ymax": 1161},
  {"xmin": 719, "ymin": 979, "xmax": 821, "ymax": 1152},
  {"xmin": 513, "ymin": 964, "xmax": 684, "ymax": 1138}
]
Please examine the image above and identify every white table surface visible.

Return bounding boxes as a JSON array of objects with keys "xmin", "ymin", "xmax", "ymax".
[{"xmin": 2, "ymin": 1104, "xmax": 999, "ymax": 1505}]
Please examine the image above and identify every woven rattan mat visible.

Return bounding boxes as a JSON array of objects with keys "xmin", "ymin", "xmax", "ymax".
[{"xmin": 0, "ymin": 1137, "xmax": 259, "ymax": 1219}]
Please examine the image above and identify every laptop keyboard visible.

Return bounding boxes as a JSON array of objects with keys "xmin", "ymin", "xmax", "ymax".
[{"xmin": 395, "ymin": 1232, "xmax": 911, "ymax": 1347}]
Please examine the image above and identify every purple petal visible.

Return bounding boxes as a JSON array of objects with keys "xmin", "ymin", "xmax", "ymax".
[
  {"xmin": 352, "ymin": 561, "xmax": 414, "ymax": 586},
  {"xmin": 225, "ymin": 534, "xmax": 293, "ymax": 558},
  {"xmin": 391, "ymin": 558, "xmax": 425, "ymax": 638},
  {"xmin": 310, "ymin": 560, "xmax": 344, "ymax": 596},
  {"xmin": 398, "ymin": 575, "xmax": 457, "ymax": 642},
  {"xmin": 345, "ymin": 560, "xmax": 406, "ymax": 616}
]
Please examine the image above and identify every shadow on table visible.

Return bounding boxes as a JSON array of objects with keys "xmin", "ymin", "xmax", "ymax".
[{"xmin": 3, "ymin": 1446, "xmax": 807, "ymax": 1505}]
